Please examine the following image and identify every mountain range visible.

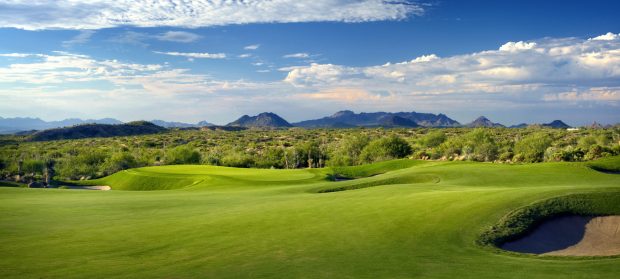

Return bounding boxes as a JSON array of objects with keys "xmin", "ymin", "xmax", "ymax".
[
  {"xmin": 293, "ymin": 110, "xmax": 459, "ymax": 128},
  {"xmin": 0, "ymin": 111, "xmax": 581, "ymax": 134},
  {"xmin": 0, "ymin": 117, "xmax": 213, "ymax": 134},
  {"xmin": 28, "ymin": 121, "xmax": 167, "ymax": 141}
]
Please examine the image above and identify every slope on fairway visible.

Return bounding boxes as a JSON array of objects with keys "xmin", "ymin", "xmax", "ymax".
[
  {"xmin": 1, "ymin": 158, "xmax": 620, "ymax": 278},
  {"xmin": 77, "ymin": 158, "xmax": 422, "ymax": 191}
]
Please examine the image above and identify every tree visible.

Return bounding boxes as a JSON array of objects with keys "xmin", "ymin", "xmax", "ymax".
[
  {"xmin": 420, "ymin": 131, "xmax": 446, "ymax": 148},
  {"xmin": 328, "ymin": 134, "xmax": 370, "ymax": 166},
  {"xmin": 102, "ymin": 153, "xmax": 138, "ymax": 175},
  {"xmin": 514, "ymin": 133, "xmax": 552, "ymax": 162},
  {"xmin": 464, "ymin": 129, "xmax": 498, "ymax": 161},
  {"xmin": 359, "ymin": 135, "xmax": 412, "ymax": 163},
  {"xmin": 165, "ymin": 145, "xmax": 201, "ymax": 165}
]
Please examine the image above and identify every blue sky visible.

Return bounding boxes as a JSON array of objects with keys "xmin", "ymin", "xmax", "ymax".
[{"xmin": 0, "ymin": 0, "xmax": 619, "ymax": 125}]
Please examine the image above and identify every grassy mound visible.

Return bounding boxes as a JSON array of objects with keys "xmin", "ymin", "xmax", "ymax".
[
  {"xmin": 588, "ymin": 156, "xmax": 620, "ymax": 173},
  {"xmin": 75, "ymin": 165, "xmax": 326, "ymax": 191},
  {"xmin": 327, "ymin": 159, "xmax": 426, "ymax": 179},
  {"xmin": 317, "ymin": 173, "xmax": 439, "ymax": 193}
]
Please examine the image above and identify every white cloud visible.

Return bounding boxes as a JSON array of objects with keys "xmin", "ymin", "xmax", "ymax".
[
  {"xmin": 589, "ymin": 32, "xmax": 619, "ymax": 41},
  {"xmin": 543, "ymin": 88, "xmax": 620, "ymax": 102},
  {"xmin": 1, "ymin": 33, "xmax": 619, "ymax": 124},
  {"xmin": 297, "ymin": 88, "xmax": 385, "ymax": 102},
  {"xmin": 154, "ymin": 31, "xmax": 202, "ymax": 43},
  {"xmin": 282, "ymin": 33, "xmax": 620, "ymax": 116},
  {"xmin": 238, "ymin": 54, "xmax": 252, "ymax": 58},
  {"xmin": 0, "ymin": 53, "xmax": 38, "ymax": 58},
  {"xmin": 284, "ymin": 53, "xmax": 310, "ymax": 59},
  {"xmin": 154, "ymin": 51, "xmax": 226, "ymax": 59},
  {"xmin": 499, "ymin": 41, "xmax": 537, "ymax": 52},
  {"xmin": 0, "ymin": 0, "xmax": 424, "ymax": 30},
  {"xmin": 244, "ymin": 44, "xmax": 260, "ymax": 50}
]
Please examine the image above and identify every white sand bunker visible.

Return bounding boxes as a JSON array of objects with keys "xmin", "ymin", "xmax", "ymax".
[
  {"xmin": 501, "ymin": 215, "xmax": 620, "ymax": 256},
  {"xmin": 62, "ymin": 185, "xmax": 111, "ymax": 191}
]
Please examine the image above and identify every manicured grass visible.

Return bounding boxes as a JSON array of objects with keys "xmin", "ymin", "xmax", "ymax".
[
  {"xmin": 588, "ymin": 156, "xmax": 620, "ymax": 173},
  {"xmin": 1, "ymin": 157, "xmax": 620, "ymax": 278}
]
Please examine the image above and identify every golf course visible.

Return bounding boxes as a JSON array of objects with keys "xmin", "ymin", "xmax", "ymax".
[{"xmin": 1, "ymin": 157, "xmax": 620, "ymax": 278}]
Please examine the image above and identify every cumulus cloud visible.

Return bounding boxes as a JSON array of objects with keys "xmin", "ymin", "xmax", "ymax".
[
  {"xmin": 154, "ymin": 31, "xmax": 202, "ymax": 43},
  {"xmin": 1, "ymin": 33, "xmax": 619, "ymax": 124},
  {"xmin": 589, "ymin": 32, "xmax": 619, "ymax": 41},
  {"xmin": 0, "ymin": 0, "xmax": 424, "ymax": 30},
  {"xmin": 284, "ymin": 34, "xmax": 620, "ymax": 96},
  {"xmin": 154, "ymin": 51, "xmax": 226, "ymax": 59},
  {"xmin": 498, "ymin": 41, "xmax": 537, "ymax": 52}
]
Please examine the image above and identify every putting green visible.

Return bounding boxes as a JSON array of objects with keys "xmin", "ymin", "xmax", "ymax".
[{"xmin": 1, "ymin": 158, "xmax": 619, "ymax": 278}]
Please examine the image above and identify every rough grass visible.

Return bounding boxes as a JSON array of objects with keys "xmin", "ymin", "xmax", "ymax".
[{"xmin": 1, "ymin": 157, "xmax": 620, "ymax": 278}]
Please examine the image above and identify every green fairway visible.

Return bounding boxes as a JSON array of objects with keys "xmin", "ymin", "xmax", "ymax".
[{"xmin": 1, "ymin": 158, "xmax": 620, "ymax": 278}]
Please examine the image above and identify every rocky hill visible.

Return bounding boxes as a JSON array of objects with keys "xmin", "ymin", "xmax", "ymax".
[
  {"xmin": 226, "ymin": 112, "xmax": 293, "ymax": 128},
  {"xmin": 28, "ymin": 121, "xmax": 167, "ymax": 141},
  {"xmin": 542, "ymin": 120, "xmax": 571, "ymax": 129},
  {"xmin": 466, "ymin": 116, "xmax": 505, "ymax": 128},
  {"xmin": 293, "ymin": 110, "xmax": 459, "ymax": 128}
]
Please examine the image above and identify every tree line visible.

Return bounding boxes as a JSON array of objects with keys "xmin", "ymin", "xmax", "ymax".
[{"xmin": 0, "ymin": 126, "xmax": 618, "ymax": 183}]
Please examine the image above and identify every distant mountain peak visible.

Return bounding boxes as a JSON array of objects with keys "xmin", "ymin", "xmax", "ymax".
[
  {"xmin": 227, "ymin": 112, "xmax": 292, "ymax": 128},
  {"xmin": 466, "ymin": 116, "xmax": 504, "ymax": 128},
  {"xmin": 542, "ymin": 120, "xmax": 570, "ymax": 128},
  {"xmin": 330, "ymin": 110, "xmax": 355, "ymax": 118}
]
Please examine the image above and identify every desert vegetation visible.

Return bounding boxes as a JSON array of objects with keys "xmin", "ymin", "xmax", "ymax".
[{"xmin": 0, "ymin": 126, "xmax": 618, "ymax": 182}]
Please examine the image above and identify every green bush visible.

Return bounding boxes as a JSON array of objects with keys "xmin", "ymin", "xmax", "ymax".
[
  {"xmin": 359, "ymin": 135, "xmax": 412, "ymax": 163},
  {"xmin": 514, "ymin": 133, "xmax": 552, "ymax": 162},
  {"xmin": 102, "ymin": 153, "xmax": 138, "ymax": 175},
  {"xmin": 165, "ymin": 145, "xmax": 201, "ymax": 165}
]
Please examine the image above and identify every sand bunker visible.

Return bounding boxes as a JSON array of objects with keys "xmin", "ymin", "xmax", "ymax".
[
  {"xmin": 62, "ymin": 185, "xmax": 111, "ymax": 191},
  {"xmin": 501, "ymin": 215, "xmax": 620, "ymax": 256}
]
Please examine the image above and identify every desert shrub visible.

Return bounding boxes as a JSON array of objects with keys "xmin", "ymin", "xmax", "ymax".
[
  {"xmin": 439, "ymin": 137, "xmax": 463, "ymax": 158},
  {"xmin": 220, "ymin": 150, "xmax": 254, "ymax": 168},
  {"xmin": 461, "ymin": 129, "xmax": 498, "ymax": 161},
  {"xmin": 420, "ymin": 131, "xmax": 446, "ymax": 148},
  {"xmin": 359, "ymin": 135, "xmax": 412, "ymax": 163},
  {"xmin": 514, "ymin": 133, "xmax": 552, "ymax": 162},
  {"xmin": 102, "ymin": 152, "xmax": 138, "ymax": 175},
  {"xmin": 22, "ymin": 159, "xmax": 45, "ymax": 174},
  {"xmin": 328, "ymin": 134, "xmax": 370, "ymax": 166},
  {"xmin": 254, "ymin": 147, "xmax": 284, "ymax": 168},
  {"xmin": 165, "ymin": 145, "xmax": 201, "ymax": 165}
]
